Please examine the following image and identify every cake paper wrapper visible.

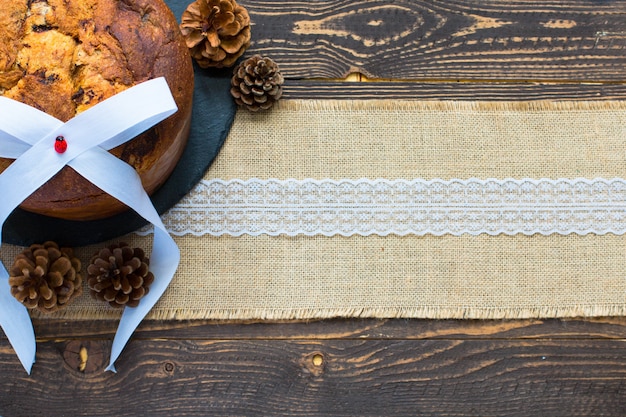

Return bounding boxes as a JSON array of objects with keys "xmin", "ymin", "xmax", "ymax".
[{"xmin": 0, "ymin": 77, "xmax": 180, "ymax": 373}]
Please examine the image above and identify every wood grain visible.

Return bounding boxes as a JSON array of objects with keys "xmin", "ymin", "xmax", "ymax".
[
  {"xmin": 282, "ymin": 80, "xmax": 626, "ymax": 100},
  {"xmin": 2, "ymin": 318, "xmax": 626, "ymax": 416},
  {"xmin": 2, "ymin": 335, "xmax": 626, "ymax": 416},
  {"xmin": 22, "ymin": 317, "xmax": 626, "ymax": 341},
  {"xmin": 245, "ymin": 0, "xmax": 626, "ymax": 81}
]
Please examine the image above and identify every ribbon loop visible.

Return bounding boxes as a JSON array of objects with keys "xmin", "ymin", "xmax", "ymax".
[{"xmin": 0, "ymin": 77, "xmax": 180, "ymax": 373}]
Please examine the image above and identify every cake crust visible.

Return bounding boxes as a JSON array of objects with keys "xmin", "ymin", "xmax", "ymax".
[{"xmin": 0, "ymin": 0, "xmax": 193, "ymax": 220}]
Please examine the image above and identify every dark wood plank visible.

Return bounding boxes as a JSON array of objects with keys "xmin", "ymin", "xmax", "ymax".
[
  {"xmin": 245, "ymin": 0, "xmax": 626, "ymax": 81},
  {"xmin": 23, "ymin": 317, "xmax": 626, "ymax": 341},
  {"xmin": 282, "ymin": 80, "xmax": 626, "ymax": 100},
  {"xmin": 1, "ymin": 337, "xmax": 626, "ymax": 416}
]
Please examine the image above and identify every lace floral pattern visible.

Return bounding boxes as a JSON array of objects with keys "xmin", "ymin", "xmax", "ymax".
[{"xmin": 139, "ymin": 178, "xmax": 626, "ymax": 236}]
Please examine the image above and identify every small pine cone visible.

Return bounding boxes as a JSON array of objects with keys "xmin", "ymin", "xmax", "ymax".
[
  {"xmin": 231, "ymin": 55, "xmax": 284, "ymax": 111},
  {"xmin": 87, "ymin": 243, "xmax": 154, "ymax": 308},
  {"xmin": 180, "ymin": 0, "xmax": 251, "ymax": 68},
  {"xmin": 9, "ymin": 241, "xmax": 83, "ymax": 314}
]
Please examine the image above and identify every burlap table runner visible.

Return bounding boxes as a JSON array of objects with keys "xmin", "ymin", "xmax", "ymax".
[{"xmin": 4, "ymin": 100, "xmax": 626, "ymax": 320}]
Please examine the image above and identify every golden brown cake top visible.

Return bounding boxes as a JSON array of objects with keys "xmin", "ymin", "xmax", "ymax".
[{"xmin": 0, "ymin": 0, "xmax": 182, "ymax": 121}]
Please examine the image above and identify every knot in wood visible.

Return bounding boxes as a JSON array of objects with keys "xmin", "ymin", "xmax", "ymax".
[
  {"xmin": 301, "ymin": 351, "xmax": 326, "ymax": 377},
  {"xmin": 62, "ymin": 340, "xmax": 104, "ymax": 373}
]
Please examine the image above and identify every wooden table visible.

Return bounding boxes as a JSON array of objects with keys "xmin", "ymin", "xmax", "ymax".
[{"xmin": 3, "ymin": 1, "xmax": 626, "ymax": 415}]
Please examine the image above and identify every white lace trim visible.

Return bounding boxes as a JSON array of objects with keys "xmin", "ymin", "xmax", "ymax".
[{"xmin": 138, "ymin": 178, "xmax": 626, "ymax": 237}]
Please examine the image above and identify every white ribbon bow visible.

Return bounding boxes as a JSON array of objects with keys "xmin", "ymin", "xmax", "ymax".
[{"xmin": 0, "ymin": 77, "xmax": 180, "ymax": 373}]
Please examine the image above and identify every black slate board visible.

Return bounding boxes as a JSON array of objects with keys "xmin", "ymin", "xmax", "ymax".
[{"xmin": 3, "ymin": 0, "xmax": 237, "ymax": 246}]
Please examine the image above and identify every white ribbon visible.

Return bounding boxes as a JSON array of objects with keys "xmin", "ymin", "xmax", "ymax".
[{"xmin": 0, "ymin": 77, "xmax": 180, "ymax": 373}]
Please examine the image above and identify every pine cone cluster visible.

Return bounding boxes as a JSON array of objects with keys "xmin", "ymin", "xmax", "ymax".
[
  {"xmin": 87, "ymin": 243, "xmax": 154, "ymax": 308},
  {"xmin": 9, "ymin": 242, "xmax": 82, "ymax": 314},
  {"xmin": 231, "ymin": 55, "xmax": 284, "ymax": 111},
  {"xmin": 180, "ymin": 0, "xmax": 251, "ymax": 68}
]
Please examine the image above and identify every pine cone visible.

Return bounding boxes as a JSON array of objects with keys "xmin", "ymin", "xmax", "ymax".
[
  {"xmin": 87, "ymin": 243, "xmax": 154, "ymax": 308},
  {"xmin": 180, "ymin": 0, "xmax": 251, "ymax": 68},
  {"xmin": 231, "ymin": 55, "xmax": 284, "ymax": 111},
  {"xmin": 9, "ymin": 241, "xmax": 82, "ymax": 314}
]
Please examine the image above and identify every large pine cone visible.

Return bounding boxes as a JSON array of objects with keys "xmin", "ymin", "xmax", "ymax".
[
  {"xmin": 9, "ymin": 242, "xmax": 82, "ymax": 314},
  {"xmin": 87, "ymin": 243, "xmax": 154, "ymax": 308},
  {"xmin": 231, "ymin": 55, "xmax": 284, "ymax": 111},
  {"xmin": 180, "ymin": 0, "xmax": 251, "ymax": 68}
]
